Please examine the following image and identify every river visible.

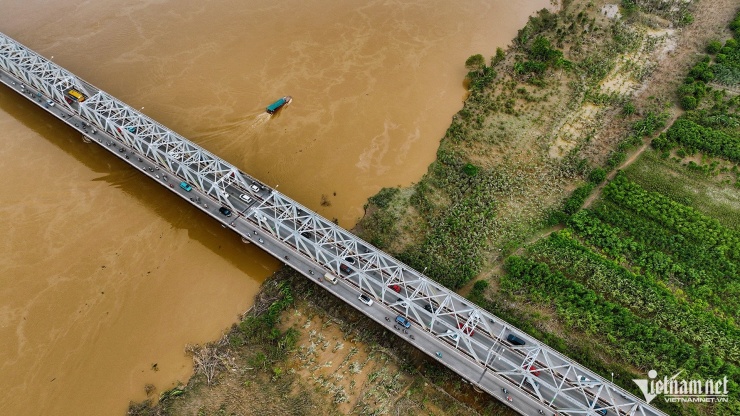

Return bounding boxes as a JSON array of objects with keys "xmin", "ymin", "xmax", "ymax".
[{"xmin": 0, "ymin": 0, "xmax": 549, "ymax": 414}]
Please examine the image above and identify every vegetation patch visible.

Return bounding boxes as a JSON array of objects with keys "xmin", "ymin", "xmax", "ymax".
[
  {"xmin": 356, "ymin": 2, "xmax": 740, "ymax": 416},
  {"xmin": 494, "ymin": 174, "xmax": 740, "ymax": 415},
  {"xmin": 129, "ymin": 268, "xmax": 513, "ymax": 416}
]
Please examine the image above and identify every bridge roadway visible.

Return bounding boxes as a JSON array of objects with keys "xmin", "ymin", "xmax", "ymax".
[{"xmin": 0, "ymin": 32, "xmax": 667, "ymax": 416}]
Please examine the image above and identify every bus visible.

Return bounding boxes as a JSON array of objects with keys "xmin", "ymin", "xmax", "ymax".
[{"xmin": 65, "ymin": 88, "xmax": 87, "ymax": 103}]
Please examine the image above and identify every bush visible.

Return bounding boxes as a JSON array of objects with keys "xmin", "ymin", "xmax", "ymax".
[
  {"xmin": 492, "ymin": 47, "xmax": 505, "ymax": 66},
  {"xmin": 588, "ymin": 168, "xmax": 607, "ymax": 185},
  {"xmin": 544, "ymin": 209, "xmax": 569, "ymax": 226},
  {"xmin": 680, "ymin": 95, "xmax": 698, "ymax": 110},
  {"xmin": 605, "ymin": 151, "xmax": 626, "ymax": 169},
  {"xmin": 463, "ymin": 163, "xmax": 479, "ymax": 177},
  {"xmin": 563, "ymin": 183, "xmax": 595, "ymax": 215},
  {"xmin": 368, "ymin": 187, "xmax": 400, "ymax": 209},
  {"xmin": 706, "ymin": 40, "xmax": 723, "ymax": 54},
  {"xmin": 622, "ymin": 101, "xmax": 636, "ymax": 116}
]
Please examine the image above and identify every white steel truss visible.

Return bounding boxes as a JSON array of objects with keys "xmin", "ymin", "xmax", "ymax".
[
  {"xmin": 0, "ymin": 31, "xmax": 667, "ymax": 416},
  {"xmin": 248, "ymin": 191, "xmax": 663, "ymax": 416}
]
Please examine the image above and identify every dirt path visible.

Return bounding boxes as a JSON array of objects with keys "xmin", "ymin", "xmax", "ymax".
[
  {"xmin": 583, "ymin": 110, "xmax": 682, "ymax": 208},
  {"xmin": 580, "ymin": 0, "xmax": 739, "ymax": 210}
]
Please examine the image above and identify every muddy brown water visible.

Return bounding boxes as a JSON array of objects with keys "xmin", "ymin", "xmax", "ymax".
[{"xmin": 0, "ymin": 0, "xmax": 548, "ymax": 414}]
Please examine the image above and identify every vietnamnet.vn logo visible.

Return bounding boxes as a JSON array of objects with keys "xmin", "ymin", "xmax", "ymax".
[{"xmin": 633, "ymin": 370, "xmax": 729, "ymax": 404}]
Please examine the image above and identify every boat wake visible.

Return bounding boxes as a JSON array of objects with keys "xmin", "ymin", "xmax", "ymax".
[{"xmin": 250, "ymin": 112, "xmax": 272, "ymax": 129}]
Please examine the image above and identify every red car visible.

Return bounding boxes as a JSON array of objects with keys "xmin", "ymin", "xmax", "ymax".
[
  {"xmin": 389, "ymin": 284, "xmax": 401, "ymax": 293},
  {"xmin": 458, "ymin": 322, "xmax": 474, "ymax": 336},
  {"xmin": 524, "ymin": 365, "xmax": 540, "ymax": 376}
]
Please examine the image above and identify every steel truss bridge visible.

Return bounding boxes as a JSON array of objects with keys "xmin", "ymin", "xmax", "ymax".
[{"xmin": 0, "ymin": 32, "xmax": 667, "ymax": 416}]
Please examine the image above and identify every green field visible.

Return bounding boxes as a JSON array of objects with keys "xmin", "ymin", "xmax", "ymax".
[{"xmin": 467, "ymin": 9, "xmax": 740, "ymax": 416}]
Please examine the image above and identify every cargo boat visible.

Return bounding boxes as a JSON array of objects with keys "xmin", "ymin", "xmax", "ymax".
[{"xmin": 266, "ymin": 96, "xmax": 292, "ymax": 114}]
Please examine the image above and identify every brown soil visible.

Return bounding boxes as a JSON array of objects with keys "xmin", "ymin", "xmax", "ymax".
[{"xmin": 130, "ymin": 269, "xmax": 510, "ymax": 416}]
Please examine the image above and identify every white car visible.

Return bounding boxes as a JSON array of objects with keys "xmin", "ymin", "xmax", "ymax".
[
  {"xmin": 46, "ymin": 100, "xmax": 55, "ymax": 107},
  {"xmin": 250, "ymin": 184, "xmax": 261, "ymax": 193},
  {"xmin": 358, "ymin": 294, "xmax": 373, "ymax": 306},
  {"xmin": 239, "ymin": 193, "xmax": 252, "ymax": 203},
  {"xmin": 444, "ymin": 330, "xmax": 459, "ymax": 341}
]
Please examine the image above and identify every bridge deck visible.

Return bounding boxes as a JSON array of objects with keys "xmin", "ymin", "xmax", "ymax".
[{"xmin": 0, "ymin": 31, "xmax": 666, "ymax": 416}]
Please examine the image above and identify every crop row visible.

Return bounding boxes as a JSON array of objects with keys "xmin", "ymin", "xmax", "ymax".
[
  {"xmin": 602, "ymin": 173, "xmax": 740, "ymax": 259},
  {"xmin": 568, "ymin": 207, "xmax": 739, "ymax": 320},
  {"xmin": 502, "ymin": 254, "xmax": 740, "ymax": 413},
  {"xmin": 527, "ymin": 231, "xmax": 740, "ymax": 366},
  {"xmin": 653, "ymin": 118, "xmax": 740, "ymax": 163}
]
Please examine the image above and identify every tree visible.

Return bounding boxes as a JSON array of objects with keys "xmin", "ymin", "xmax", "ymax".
[
  {"xmin": 465, "ymin": 54, "xmax": 486, "ymax": 73},
  {"xmin": 463, "ymin": 163, "xmax": 479, "ymax": 177},
  {"xmin": 492, "ymin": 48, "xmax": 505, "ymax": 66}
]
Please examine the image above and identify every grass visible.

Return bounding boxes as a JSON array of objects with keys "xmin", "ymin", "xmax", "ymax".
[
  {"xmin": 357, "ymin": 0, "xmax": 677, "ymax": 288},
  {"xmin": 623, "ymin": 148, "xmax": 740, "ymax": 230}
]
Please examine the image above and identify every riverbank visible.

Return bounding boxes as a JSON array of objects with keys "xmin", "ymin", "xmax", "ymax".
[{"xmin": 129, "ymin": 267, "xmax": 514, "ymax": 416}]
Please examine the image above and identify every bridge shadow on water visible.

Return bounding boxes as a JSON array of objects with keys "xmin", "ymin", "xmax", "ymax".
[{"xmin": 0, "ymin": 87, "xmax": 279, "ymax": 279}]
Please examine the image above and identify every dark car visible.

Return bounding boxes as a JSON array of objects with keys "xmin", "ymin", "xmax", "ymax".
[
  {"xmin": 588, "ymin": 401, "xmax": 607, "ymax": 416},
  {"xmin": 344, "ymin": 256, "xmax": 356, "ymax": 264},
  {"xmin": 340, "ymin": 264, "xmax": 353, "ymax": 274},
  {"xmin": 218, "ymin": 207, "xmax": 232, "ymax": 217},
  {"xmin": 506, "ymin": 333, "xmax": 526, "ymax": 346},
  {"xmin": 389, "ymin": 284, "xmax": 401, "ymax": 293},
  {"xmin": 424, "ymin": 304, "xmax": 435, "ymax": 313},
  {"xmin": 300, "ymin": 231, "xmax": 313, "ymax": 239}
]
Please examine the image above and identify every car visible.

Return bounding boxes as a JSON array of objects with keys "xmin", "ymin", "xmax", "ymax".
[
  {"xmin": 250, "ymin": 183, "xmax": 261, "ymax": 193},
  {"xmin": 218, "ymin": 207, "xmax": 232, "ymax": 217},
  {"xmin": 458, "ymin": 322, "xmax": 474, "ymax": 336},
  {"xmin": 396, "ymin": 297, "xmax": 408, "ymax": 307},
  {"xmin": 395, "ymin": 315, "xmax": 411, "ymax": 329},
  {"xmin": 578, "ymin": 375, "xmax": 592, "ymax": 384},
  {"xmin": 358, "ymin": 294, "xmax": 373, "ymax": 306},
  {"xmin": 239, "ymin": 193, "xmax": 252, "ymax": 203},
  {"xmin": 300, "ymin": 231, "xmax": 313, "ymax": 239},
  {"xmin": 46, "ymin": 100, "xmax": 54, "ymax": 107},
  {"xmin": 444, "ymin": 330, "xmax": 459, "ymax": 341},
  {"xmin": 389, "ymin": 284, "xmax": 401, "ymax": 293},
  {"xmin": 506, "ymin": 333, "xmax": 526, "ymax": 346},
  {"xmin": 340, "ymin": 264, "xmax": 353, "ymax": 274},
  {"xmin": 424, "ymin": 304, "xmax": 435, "ymax": 313},
  {"xmin": 588, "ymin": 400, "xmax": 607, "ymax": 416},
  {"xmin": 524, "ymin": 365, "xmax": 540, "ymax": 376},
  {"xmin": 344, "ymin": 257, "xmax": 355, "ymax": 264},
  {"xmin": 179, "ymin": 182, "xmax": 192, "ymax": 192}
]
